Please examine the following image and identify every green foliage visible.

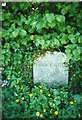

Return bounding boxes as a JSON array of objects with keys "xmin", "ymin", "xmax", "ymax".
[
  {"xmin": 2, "ymin": 2, "xmax": 82, "ymax": 118},
  {"xmin": 2, "ymin": 83, "xmax": 82, "ymax": 118}
]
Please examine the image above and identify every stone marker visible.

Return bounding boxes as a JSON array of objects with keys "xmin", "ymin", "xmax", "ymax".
[{"xmin": 33, "ymin": 51, "xmax": 69, "ymax": 86}]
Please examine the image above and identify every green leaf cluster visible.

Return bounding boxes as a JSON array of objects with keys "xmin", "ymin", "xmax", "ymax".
[
  {"xmin": 2, "ymin": 2, "xmax": 82, "ymax": 118},
  {"xmin": 2, "ymin": 83, "xmax": 82, "ymax": 118}
]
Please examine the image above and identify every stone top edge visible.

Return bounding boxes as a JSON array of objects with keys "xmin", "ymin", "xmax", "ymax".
[{"xmin": 33, "ymin": 51, "xmax": 69, "ymax": 63}]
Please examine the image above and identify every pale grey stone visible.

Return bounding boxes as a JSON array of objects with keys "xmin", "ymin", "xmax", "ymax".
[{"xmin": 33, "ymin": 51, "xmax": 69, "ymax": 86}]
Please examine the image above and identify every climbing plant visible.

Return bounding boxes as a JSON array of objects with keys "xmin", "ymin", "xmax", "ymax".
[
  {"xmin": 2, "ymin": 2, "xmax": 82, "ymax": 118},
  {"xmin": 2, "ymin": 2, "xmax": 82, "ymax": 90}
]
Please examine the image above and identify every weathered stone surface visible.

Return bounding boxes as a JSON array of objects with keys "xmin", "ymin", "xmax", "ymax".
[{"xmin": 33, "ymin": 51, "xmax": 69, "ymax": 86}]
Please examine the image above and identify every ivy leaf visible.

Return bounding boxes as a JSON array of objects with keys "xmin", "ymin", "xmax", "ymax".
[
  {"xmin": 61, "ymin": 5, "xmax": 70, "ymax": 15},
  {"xmin": 60, "ymin": 39, "xmax": 67, "ymax": 45},
  {"xmin": 73, "ymin": 94, "xmax": 81, "ymax": 103},
  {"xmin": 40, "ymin": 40, "xmax": 45, "ymax": 47},
  {"xmin": 56, "ymin": 100, "xmax": 61, "ymax": 105},
  {"xmin": 55, "ymin": 15, "xmax": 65, "ymax": 22},
  {"xmin": 53, "ymin": 38, "xmax": 60, "ymax": 47},
  {"xmin": 36, "ymin": 22, "xmax": 42, "ymax": 30},
  {"xmin": 78, "ymin": 37, "xmax": 82, "ymax": 43},
  {"xmin": 72, "ymin": 47, "xmax": 81, "ymax": 61},
  {"xmin": 65, "ymin": 49, "xmax": 72, "ymax": 59},
  {"xmin": 77, "ymin": 47, "xmax": 81, "ymax": 54},
  {"xmin": 73, "ymin": 49, "xmax": 78, "ymax": 56},
  {"xmin": 12, "ymin": 30, "xmax": 19, "ymax": 38},
  {"xmin": 48, "ymin": 21, "xmax": 56, "ymax": 28},
  {"xmin": 30, "ymin": 35, "xmax": 34, "ymax": 40},
  {"xmin": 21, "ymin": 39, "xmax": 27, "ymax": 45},
  {"xmin": 10, "ymin": 81, "xmax": 16, "ymax": 88},
  {"xmin": 71, "ymin": 38, "xmax": 76, "ymax": 44},
  {"xmin": 46, "ymin": 13, "xmax": 55, "ymax": 23},
  {"xmin": 65, "ymin": 49, "xmax": 71, "ymax": 54},
  {"xmin": 20, "ymin": 30, "xmax": 27, "ymax": 36},
  {"xmin": 68, "ymin": 34, "xmax": 73, "ymax": 40},
  {"xmin": 68, "ymin": 34, "xmax": 76, "ymax": 43},
  {"xmin": 28, "ymin": 28, "xmax": 34, "ymax": 33},
  {"xmin": 61, "ymin": 8, "xmax": 67, "ymax": 15}
]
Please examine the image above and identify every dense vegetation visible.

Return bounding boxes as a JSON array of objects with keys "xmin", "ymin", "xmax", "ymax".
[{"xmin": 2, "ymin": 2, "xmax": 82, "ymax": 119}]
